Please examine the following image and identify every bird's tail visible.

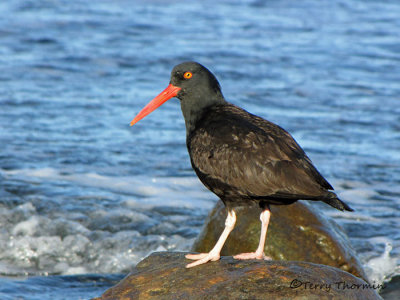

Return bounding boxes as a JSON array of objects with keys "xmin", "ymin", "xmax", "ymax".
[{"xmin": 322, "ymin": 192, "xmax": 354, "ymax": 212}]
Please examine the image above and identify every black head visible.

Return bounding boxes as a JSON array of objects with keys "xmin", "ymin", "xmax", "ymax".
[
  {"xmin": 170, "ymin": 62, "xmax": 223, "ymax": 102},
  {"xmin": 130, "ymin": 61, "xmax": 226, "ymax": 133}
]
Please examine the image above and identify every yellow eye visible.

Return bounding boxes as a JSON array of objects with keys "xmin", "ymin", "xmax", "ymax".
[{"xmin": 183, "ymin": 71, "xmax": 193, "ymax": 79}]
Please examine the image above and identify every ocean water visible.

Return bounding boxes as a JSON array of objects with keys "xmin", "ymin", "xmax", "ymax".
[{"xmin": 0, "ymin": 0, "xmax": 399, "ymax": 299}]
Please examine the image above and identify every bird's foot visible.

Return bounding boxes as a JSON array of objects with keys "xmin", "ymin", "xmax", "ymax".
[
  {"xmin": 233, "ymin": 252, "xmax": 272, "ymax": 260},
  {"xmin": 185, "ymin": 252, "xmax": 221, "ymax": 268}
]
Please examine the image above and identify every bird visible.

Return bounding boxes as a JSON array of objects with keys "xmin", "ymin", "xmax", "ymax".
[{"xmin": 130, "ymin": 61, "xmax": 353, "ymax": 268}]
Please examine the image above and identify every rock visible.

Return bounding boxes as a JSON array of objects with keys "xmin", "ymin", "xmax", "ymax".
[
  {"xmin": 192, "ymin": 200, "xmax": 368, "ymax": 281},
  {"xmin": 94, "ymin": 252, "xmax": 382, "ymax": 300}
]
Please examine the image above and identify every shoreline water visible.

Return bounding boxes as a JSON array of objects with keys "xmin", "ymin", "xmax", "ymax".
[{"xmin": 1, "ymin": 0, "xmax": 399, "ymax": 299}]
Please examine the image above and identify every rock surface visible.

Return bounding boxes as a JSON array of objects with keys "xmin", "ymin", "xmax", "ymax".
[
  {"xmin": 94, "ymin": 252, "xmax": 382, "ymax": 300},
  {"xmin": 192, "ymin": 200, "xmax": 367, "ymax": 281}
]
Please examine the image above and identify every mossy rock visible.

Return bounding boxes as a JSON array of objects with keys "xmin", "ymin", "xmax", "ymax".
[{"xmin": 94, "ymin": 252, "xmax": 381, "ymax": 300}]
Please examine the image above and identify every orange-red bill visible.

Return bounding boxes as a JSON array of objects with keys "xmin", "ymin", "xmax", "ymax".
[{"xmin": 130, "ymin": 84, "xmax": 181, "ymax": 126}]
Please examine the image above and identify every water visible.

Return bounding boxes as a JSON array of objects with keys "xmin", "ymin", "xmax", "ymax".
[{"xmin": 0, "ymin": 0, "xmax": 399, "ymax": 299}]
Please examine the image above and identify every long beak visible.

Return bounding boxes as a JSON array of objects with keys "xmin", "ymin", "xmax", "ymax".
[{"xmin": 130, "ymin": 84, "xmax": 181, "ymax": 126}]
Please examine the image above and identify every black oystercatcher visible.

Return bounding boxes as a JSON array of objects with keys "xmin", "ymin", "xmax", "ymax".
[{"xmin": 130, "ymin": 62, "xmax": 353, "ymax": 268}]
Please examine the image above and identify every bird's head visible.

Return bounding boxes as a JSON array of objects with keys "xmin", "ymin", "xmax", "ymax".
[{"xmin": 130, "ymin": 62, "xmax": 224, "ymax": 126}]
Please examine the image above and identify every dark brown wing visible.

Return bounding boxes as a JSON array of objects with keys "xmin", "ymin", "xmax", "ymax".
[{"xmin": 187, "ymin": 104, "xmax": 333, "ymax": 202}]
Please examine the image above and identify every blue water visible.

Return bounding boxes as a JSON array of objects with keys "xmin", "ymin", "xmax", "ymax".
[{"xmin": 1, "ymin": 0, "xmax": 399, "ymax": 299}]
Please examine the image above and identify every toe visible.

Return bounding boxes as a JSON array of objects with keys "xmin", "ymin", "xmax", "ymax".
[
  {"xmin": 185, "ymin": 253, "xmax": 207, "ymax": 260},
  {"xmin": 233, "ymin": 252, "xmax": 270, "ymax": 260},
  {"xmin": 233, "ymin": 253, "xmax": 253, "ymax": 260},
  {"xmin": 186, "ymin": 258, "xmax": 208, "ymax": 268}
]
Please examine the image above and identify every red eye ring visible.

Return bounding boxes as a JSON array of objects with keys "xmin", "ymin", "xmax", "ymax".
[{"xmin": 183, "ymin": 72, "xmax": 193, "ymax": 79}]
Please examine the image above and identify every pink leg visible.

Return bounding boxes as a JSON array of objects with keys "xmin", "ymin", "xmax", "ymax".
[
  {"xmin": 185, "ymin": 209, "xmax": 236, "ymax": 268},
  {"xmin": 233, "ymin": 207, "xmax": 272, "ymax": 260}
]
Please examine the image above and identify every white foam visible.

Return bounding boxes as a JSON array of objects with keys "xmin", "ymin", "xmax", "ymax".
[
  {"xmin": 15, "ymin": 202, "xmax": 36, "ymax": 214},
  {"xmin": 12, "ymin": 216, "xmax": 40, "ymax": 236},
  {"xmin": 3, "ymin": 167, "xmax": 216, "ymax": 209},
  {"xmin": 365, "ymin": 242, "xmax": 400, "ymax": 283},
  {"xmin": 63, "ymin": 266, "xmax": 88, "ymax": 275}
]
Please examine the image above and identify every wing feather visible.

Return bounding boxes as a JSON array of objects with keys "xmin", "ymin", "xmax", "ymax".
[{"xmin": 187, "ymin": 104, "xmax": 332, "ymax": 201}]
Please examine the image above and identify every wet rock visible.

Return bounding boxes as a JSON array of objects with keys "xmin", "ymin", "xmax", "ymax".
[
  {"xmin": 192, "ymin": 200, "xmax": 368, "ymax": 281},
  {"xmin": 94, "ymin": 252, "xmax": 381, "ymax": 300}
]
